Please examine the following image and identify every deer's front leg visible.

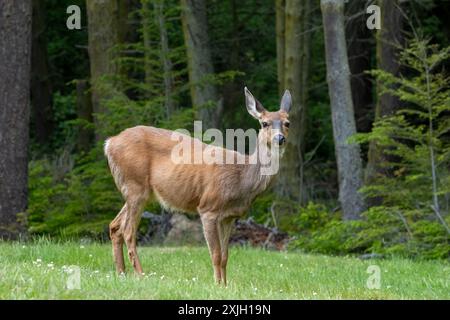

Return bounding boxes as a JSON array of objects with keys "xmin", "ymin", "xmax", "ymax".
[
  {"xmin": 200, "ymin": 212, "xmax": 222, "ymax": 284},
  {"xmin": 218, "ymin": 217, "xmax": 235, "ymax": 286}
]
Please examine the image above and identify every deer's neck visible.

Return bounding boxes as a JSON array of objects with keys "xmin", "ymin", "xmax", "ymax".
[{"xmin": 243, "ymin": 133, "xmax": 281, "ymax": 195}]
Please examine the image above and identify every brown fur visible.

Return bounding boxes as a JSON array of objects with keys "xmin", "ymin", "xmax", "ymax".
[{"xmin": 105, "ymin": 90, "xmax": 290, "ymax": 285}]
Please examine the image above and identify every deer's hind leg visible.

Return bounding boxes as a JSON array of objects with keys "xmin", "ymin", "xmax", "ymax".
[
  {"xmin": 110, "ymin": 204, "xmax": 127, "ymax": 274},
  {"xmin": 122, "ymin": 185, "xmax": 149, "ymax": 275}
]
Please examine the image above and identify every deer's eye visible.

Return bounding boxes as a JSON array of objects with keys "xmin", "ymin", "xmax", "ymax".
[
  {"xmin": 284, "ymin": 122, "xmax": 290, "ymax": 128},
  {"xmin": 262, "ymin": 122, "xmax": 269, "ymax": 128}
]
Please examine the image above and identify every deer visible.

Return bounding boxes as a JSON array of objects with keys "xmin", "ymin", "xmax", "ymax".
[{"xmin": 104, "ymin": 87, "xmax": 291, "ymax": 285}]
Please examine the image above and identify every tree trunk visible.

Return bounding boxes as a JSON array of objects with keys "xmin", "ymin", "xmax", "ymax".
[
  {"xmin": 31, "ymin": 0, "xmax": 53, "ymax": 145},
  {"xmin": 76, "ymin": 80, "xmax": 94, "ymax": 153},
  {"xmin": 345, "ymin": 0, "xmax": 373, "ymax": 134},
  {"xmin": 275, "ymin": 0, "xmax": 312, "ymax": 203},
  {"xmin": 366, "ymin": 0, "xmax": 404, "ymax": 183},
  {"xmin": 181, "ymin": 0, "xmax": 222, "ymax": 129},
  {"xmin": 155, "ymin": 0, "xmax": 175, "ymax": 118},
  {"xmin": 276, "ymin": 0, "xmax": 285, "ymax": 96},
  {"xmin": 321, "ymin": 0, "xmax": 366, "ymax": 220},
  {"xmin": 141, "ymin": 0, "xmax": 153, "ymax": 94},
  {"xmin": 86, "ymin": 0, "xmax": 124, "ymax": 140},
  {"xmin": 0, "ymin": 1, "xmax": 32, "ymax": 239},
  {"xmin": 222, "ymin": 0, "xmax": 242, "ymax": 130},
  {"xmin": 122, "ymin": 0, "xmax": 140, "ymax": 44}
]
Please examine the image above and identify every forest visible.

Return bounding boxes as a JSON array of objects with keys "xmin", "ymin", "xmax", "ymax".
[{"xmin": 0, "ymin": 0, "xmax": 449, "ymax": 264}]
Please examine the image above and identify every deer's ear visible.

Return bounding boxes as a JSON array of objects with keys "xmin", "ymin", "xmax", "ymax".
[
  {"xmin": 280, "ymin": 89, "xmax": 292, "ymax": 113},
  {"xmin": 244, "ymin": 87, "xmax": 265, "ymax": 119}
]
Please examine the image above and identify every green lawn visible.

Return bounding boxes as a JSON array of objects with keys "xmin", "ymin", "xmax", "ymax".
[{"xmin": 0, "ymin": 239, "xmax": 448, "ymax": 299}]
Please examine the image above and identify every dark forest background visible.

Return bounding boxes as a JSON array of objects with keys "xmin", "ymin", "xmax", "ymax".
[{"xmin": 0, "ymin": 0, "xmax": 449, "ymax": 259}]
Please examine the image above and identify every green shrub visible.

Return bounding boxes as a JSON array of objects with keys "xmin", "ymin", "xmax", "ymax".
[
  {"xmin": 28, "ymin": 148, "xmax": 122, "ymax": 238},
  {"xmin": 291, "ymin": 205, "xmax": 449, "ymax": 259}
]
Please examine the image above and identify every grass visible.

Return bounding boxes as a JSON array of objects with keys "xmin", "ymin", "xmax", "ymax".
[{"xmin": 0, "ymin": 239, "xmax": 448, "ymax": 299}]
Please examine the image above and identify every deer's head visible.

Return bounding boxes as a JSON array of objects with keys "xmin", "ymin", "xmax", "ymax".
[{"xmin": 244, "ymin": 87, "xmax": 291, "ymax": 149}]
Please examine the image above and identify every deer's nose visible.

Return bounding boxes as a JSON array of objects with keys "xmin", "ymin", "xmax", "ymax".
[{"xmin": 274, "ymin": 134, "xmax": 286, "ymax": 146}]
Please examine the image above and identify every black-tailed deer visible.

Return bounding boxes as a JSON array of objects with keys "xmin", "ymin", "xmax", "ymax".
[{"xmin": 104, "ymin": 87, "xmax": 291, "ymax": 285}]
